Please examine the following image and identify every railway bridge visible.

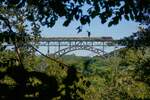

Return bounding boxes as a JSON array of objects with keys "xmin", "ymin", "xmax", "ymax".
[{"xmin": 39, "ymin": 37, "xmax": 117, "ymax": 57}]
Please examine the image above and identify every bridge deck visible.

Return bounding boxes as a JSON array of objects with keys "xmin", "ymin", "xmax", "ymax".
[{"xmin": 40, "ymin": 37, "xmax": 113, "ymax": 42}]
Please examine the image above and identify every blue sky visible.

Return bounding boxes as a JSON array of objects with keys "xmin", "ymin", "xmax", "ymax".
[
  {"xmin": 38, "ymin": 17, "xmax": 140, "ymax": 56},
  {"xmin": 41, "ymin": 17, "xmax": 140, "ymax": 39}
]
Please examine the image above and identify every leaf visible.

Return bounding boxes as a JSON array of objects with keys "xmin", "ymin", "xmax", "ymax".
[
  {"xmin": 108, "ymin": 16, "xmax": 119, "ymax": 26},
  {"xmin": 75, "ymin": 14, "xmax": 79, "ymax": 20},
  {"xmin": 80, "ymin": 17, "xmax": 86, "ymax": 25},
  {"xmin": 91, "ymin": 11, "xmax": 98, "ymax": 19},
  {"xmin": 48, "ymin": 21, "xmax": 55, "ymax": 27},
  {"xmin": 129, "ymin": 11, "xmax": 134, "ymax": 20},
  {"xmin": 101, "ymin": 19, "xmax": 106, "ymax": 24},
  {"xmin": 48, "ymin": 17, "xmax": 57, "ymax": 27},
  {"xmin": 76, "ymin": 26, "xmax": 82, "ymax": 33},
  {"xmin": 124, "ymin": 14, "xmax": 129, "ymax": 21},
  {"xmin": 63, "ymin": 20, "xmax": 70, "ymax": 27},
  {"xmin": 113, "ymin": 16, "xmax": 119, "ymax": 25},
  {"xmin": 27, "ymin": 13, "xmax": 34, "ymax": 21},
  {"xmin": 108, "ymin": 21, "xmax": 113, "ymax": 27},
  {"xmin": 86, "ymin": 0, "xmax": 91, "ymax": 4},
  {"xmin": 99, "ymin": 14, "xmax": 107, "ymax": 24},
  {"xmin": 8, "ymin": 0, "xmax": 20, "ymax": 5},
  {"xmin": 80, "ymin": 15, "xmax": 90, "ymax": 25}
]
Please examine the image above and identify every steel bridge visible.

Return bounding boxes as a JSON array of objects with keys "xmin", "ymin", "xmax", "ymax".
[{"xmin": 39, "ymin": 37, "xmax": 116, "ymax": 57}]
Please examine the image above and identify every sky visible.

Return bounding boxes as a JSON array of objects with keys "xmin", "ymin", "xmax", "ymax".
[
  {"xmin": 38, "ymin": 17, "xmax": 140, "ymax": 56},
  {"xmin": 41, "ymin": 17, "xmax": 140, "ymax": 39}
]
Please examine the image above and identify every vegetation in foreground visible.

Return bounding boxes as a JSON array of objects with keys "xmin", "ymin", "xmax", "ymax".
[
  {"xmin": 0, "ymin": 46, "xmax": 150, "ymax": 99},
  {"xmin": 0, "ymin": 0, "xmax": 149, "ymax": 99},
  {"xmin": 0, "ymin": 27, "xmax": 150, "ymax": 100}
]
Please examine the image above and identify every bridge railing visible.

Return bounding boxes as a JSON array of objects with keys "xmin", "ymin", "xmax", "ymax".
[{"xmin": 40, "ymin": 37, "xmax": 113, "ymax": 42}]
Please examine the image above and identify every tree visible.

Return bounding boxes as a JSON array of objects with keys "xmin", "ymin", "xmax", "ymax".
[
  {"xmin": 0, "ymin": 0, "xmax": 149, "ymax": 29},
  {"xmin": 0, "ymin": 0, "xmax": 150, "ymax": 99},
  {"xmin": 0, "ymin": 0, "xmax": 149, "ymax": 50},
  {"xmin": 118, "ymin": 26, "xmax": 150, "ymax": 48},
  {"xmin": 0, "ymin": 0, "xmax": 149, "ymax": 46}
]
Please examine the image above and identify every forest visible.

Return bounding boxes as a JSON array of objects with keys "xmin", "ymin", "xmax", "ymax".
[{"xmin": 0, "ymin": 0, "xmax": 150, "ymax": 100}]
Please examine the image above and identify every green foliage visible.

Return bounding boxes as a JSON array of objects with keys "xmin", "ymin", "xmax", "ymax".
[
  {"xmin": 1, "ymin": 46, "xmax": 150, "ymax": 99},
  {"xmin": 118, "ymin": 26, "xmax": 150, "ymax": 48},
  {"xmin": 0, "ymin": 0, "xmax": 149, "ymax": 34},
  {"xmin": 0, "ymin": 50, "xmax": 91, "ymax": 100},
  {"xmin": 0, "ymin": 0, "xmax": 150, "ymax": 99},
  {"xmin": 61, "ymin": 49, "xmax": 150, "ymax": 100}
]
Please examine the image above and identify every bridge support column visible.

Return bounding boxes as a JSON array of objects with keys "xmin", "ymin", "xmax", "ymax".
[
  {"xmin": 91, "ymin": 41, "xmax": 93, "ymax": 46},
  {"xmin": 102, "ymin": 41, "xmax": 105, "ymax": 55},
  {"xmin": 58, "ymin": 42, "xmax": 60, "ymax": 56},
  {"xmin": 47, "ymin": 42, "xmax": 50, "ymax": 55}
]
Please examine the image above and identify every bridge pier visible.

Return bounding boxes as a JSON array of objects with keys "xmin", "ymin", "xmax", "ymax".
[
  {"xmin": 102, "ymin": 41, "xmax": 105, "ymax": 55},
  {"xmin": 47, "ymin": 42, "xmax": 50, "ymax": 55},
  {"xmin": 58, "ymin": 42, "xmax": 61, "ymax": 56}
]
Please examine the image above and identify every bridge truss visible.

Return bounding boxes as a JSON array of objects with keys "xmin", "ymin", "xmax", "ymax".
[{"xmin": 39, "ymin": 37, "xmax": 115, "ymax": 57}]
